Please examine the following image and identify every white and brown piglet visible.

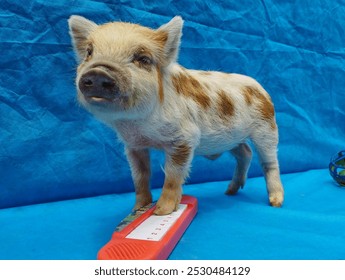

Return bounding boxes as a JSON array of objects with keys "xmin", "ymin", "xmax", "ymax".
[{"xmin": 68, "ymin": 15, "xmax": 284, "ymax": 215}]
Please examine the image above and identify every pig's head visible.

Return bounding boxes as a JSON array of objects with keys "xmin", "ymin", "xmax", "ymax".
[{"xmin": 68, "ymin": 15, "xmax": 183, "ymax": 121}]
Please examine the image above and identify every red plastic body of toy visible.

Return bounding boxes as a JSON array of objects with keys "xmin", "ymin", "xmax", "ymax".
[{"xmin": 98, "ymin": 195, "xmax": 197, "ymax": 260}]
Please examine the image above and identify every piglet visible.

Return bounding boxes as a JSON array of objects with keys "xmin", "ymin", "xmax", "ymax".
[{"xmin": 68, "ymin": 16, "xmax": 284, "ymax": 215}]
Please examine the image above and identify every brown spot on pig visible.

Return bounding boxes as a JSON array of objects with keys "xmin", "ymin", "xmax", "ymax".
[
  {"xmin": 156, "ymin": 65, "xmax": 164, "ymax": 103},
  {"xmin": 172, "ymin": 72, "xmax": 211, "ymax": 109},
  {"xmin": 243, "ymin": 86, "xmax": 255, "ymax": 105},
  {"xmin": 243, "ymin": 85, "xmax": 276, "ymax": 130},
  {"xmin": 217, "ymin": 90, "xmax": 235, "ymax": 118}
]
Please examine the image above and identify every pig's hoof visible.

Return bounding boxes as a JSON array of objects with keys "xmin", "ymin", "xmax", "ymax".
[
  {"xmin": 269, "ymin": 193, "xmax": 284, "ymax": 207},
  {"xmin": 154, "ymin": 198, "xmax": 179, "ymax": 215},
  {"xmin": 133, "ymin": 194, "xmax": 153, "ymax": 211},
  {"xmin": 225, "ymin": 180, "xmax": 243, "ymax": 195}
]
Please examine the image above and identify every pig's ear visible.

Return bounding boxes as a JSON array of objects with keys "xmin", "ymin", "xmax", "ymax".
[
  {"xmin": 68, "ymin": 15, "xmax": 97, "ymax": 61},
  {"xmin": 158, "ymin": 16, "xmax": 183, "ymax": 65}
]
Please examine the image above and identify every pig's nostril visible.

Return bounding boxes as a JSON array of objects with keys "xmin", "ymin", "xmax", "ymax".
[
  {"xmin": 79, "ymin": 76, "xmax": 94, "ymax": 90},
  {"xmin": 84, "ymin": 79, "xmax": 93, "ymax": 87},
  {"xmin": 102, "ymin": 81, "xmax": 115, "ymax": 89}
]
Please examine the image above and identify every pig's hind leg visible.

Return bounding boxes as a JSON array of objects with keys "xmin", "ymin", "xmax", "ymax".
[
  {"xmin": 250, "ymin": 125, "xmax": 284, "ymax": 207},
  {"xmin": 225, "ymin": 143, "xmax": 253, "ymax": 195}
]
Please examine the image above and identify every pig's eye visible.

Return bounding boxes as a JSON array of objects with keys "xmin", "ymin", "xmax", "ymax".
[
  {"xmin": 137, "ymin": 56, "xmax": 152, "ymax": 65},
  {"xmin": 86, "ymin": 45, "xmax": 93, "ymax": 59},
  {"xmin": 133, "ymin": 55, "xmax": 153, "ymax": 70}
]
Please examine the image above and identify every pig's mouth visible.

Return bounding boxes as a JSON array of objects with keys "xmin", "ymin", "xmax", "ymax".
[
  {"xmin": 80, "ymin": 91, "xmax": 131, "ymax": 111},
  {"xmin": 85, "ymin": 95, "xmax": 116, "ymax": 104},
  {"xmin": 83, "ymin": 95, "xmax": 130, "ymax": 110}
]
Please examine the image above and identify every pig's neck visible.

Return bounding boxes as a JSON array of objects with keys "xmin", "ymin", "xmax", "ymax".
[
  {"xmin": 112, "ymin": 63, "xmax": 199, "ymax": 150},
  {"xmin": 112, "ymin": 116, "xmax": 178, "ymax": 151}
]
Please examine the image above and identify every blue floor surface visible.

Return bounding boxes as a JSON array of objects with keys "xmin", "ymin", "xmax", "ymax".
[{"xmin": 0, "ymin": 169, "xmax": 344, "ymax": 260}]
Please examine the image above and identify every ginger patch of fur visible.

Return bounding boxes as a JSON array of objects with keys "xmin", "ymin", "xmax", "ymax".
[
  {"xmin": 172, "ymin": 71, "xmax": 211, "ymax": 109},
  {"xmin": 217, "ymin": 90, "xmax": 235, "ymax": 118},
  {"xmin": 243, "ymin": 85, "xmax": 276, "ymax": 129},
  {"xmin": 156, "ymin": 65, "xmax": 164, "ymax": 103}
]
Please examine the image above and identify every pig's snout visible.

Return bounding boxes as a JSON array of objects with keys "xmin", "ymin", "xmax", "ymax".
[{"xmin": 78, "ymin": 69, "xmax": 119, "ymax": 101}]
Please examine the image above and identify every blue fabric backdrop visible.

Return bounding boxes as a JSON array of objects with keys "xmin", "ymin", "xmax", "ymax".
[
  {"xmin": 1, "ymin": 0, "xmax": 345, "ymax": 261},
  {"xmin": 0, "ymin": 0, "xmax": 344, "ymax": 208}
]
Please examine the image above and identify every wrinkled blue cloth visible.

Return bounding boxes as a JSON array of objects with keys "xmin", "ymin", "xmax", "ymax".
[
  {"xmin": 0, "ymin": 0, "xmax": 345, "ymax": 260},
  {"xmin": 1, "ymin": 0, "xmax": 344, "ymax": 208}
]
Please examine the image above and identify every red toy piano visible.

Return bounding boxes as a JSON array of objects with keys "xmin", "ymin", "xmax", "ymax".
[{"xmin": 98, "ymin": 195, "xmax": 198, "ymax": 260}]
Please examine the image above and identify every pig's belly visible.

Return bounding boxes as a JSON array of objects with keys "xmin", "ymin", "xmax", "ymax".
[{"xmin": 194, "ymin": 130, "xmax": 249, "ymax": 156}]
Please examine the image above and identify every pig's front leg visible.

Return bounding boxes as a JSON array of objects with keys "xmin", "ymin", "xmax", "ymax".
[
  {"xmin": 125, "ymin": 148, "xmax": 152, "ymax": 210},
  {"xmin": 154, "ymin": 143, "xmax": 193, "ymax": 215}
]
